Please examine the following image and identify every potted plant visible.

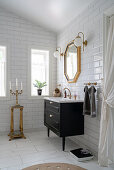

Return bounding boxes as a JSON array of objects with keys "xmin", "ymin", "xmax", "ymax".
[{"xmin": 33, "ymin": 80, "xmax": 47, "ymax": 95}]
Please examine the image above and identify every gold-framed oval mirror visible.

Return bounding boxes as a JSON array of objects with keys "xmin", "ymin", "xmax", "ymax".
[{"xmin": 64, "ymin": 41, "xmax": 81, "ymax": 83}]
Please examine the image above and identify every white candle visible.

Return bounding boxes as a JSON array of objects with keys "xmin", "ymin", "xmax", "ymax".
[
  {"xmin": 10, "ymin": 81, "xmax": 12, "ymax": 90},
  {"xmin": 21, "ymin": 82, "xmax": 23, "ymax": 90},
  {"xmin": 16, "ymin": 78, "xmax": 18, "ymax": 90}
]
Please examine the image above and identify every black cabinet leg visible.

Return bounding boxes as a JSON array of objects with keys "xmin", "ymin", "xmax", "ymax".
[
  {"xmin": 47, "ymin": 128, "xmax": 50, "ymax": 137},
  {"xmin": 62, "ymin": 137, "xmax": 65, "ymax": 151}
]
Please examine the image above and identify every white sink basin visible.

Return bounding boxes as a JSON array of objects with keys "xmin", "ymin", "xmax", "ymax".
[{"xmin": 44, "ymin": 97, "xmax": 83, "ymax": 103}]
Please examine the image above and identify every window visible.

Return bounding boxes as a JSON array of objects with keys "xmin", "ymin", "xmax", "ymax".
[
  {"xmin": 31, "ymin": 49, "xmax": 49, "ymax": 96},
  {"xmin": 0, "ymin": 46, "xmax": 6, "ymax": 97}
]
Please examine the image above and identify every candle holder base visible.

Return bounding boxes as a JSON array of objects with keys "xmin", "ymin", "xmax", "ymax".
[
  {"xmin": 15, "ymin": 104, "xmax": 20, "ymax": 107},
  {"xmin": 8, "ymin": 130, "xmax": 26, "ymax": 141},
  {"xmin": 8, "ymin": 105, "xmax": 26, "ymax": 141}
]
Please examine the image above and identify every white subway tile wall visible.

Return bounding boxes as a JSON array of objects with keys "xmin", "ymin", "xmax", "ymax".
[
  {"xmin": 0, "ymin": 0, "xmax": 114, "ymax": 159},
  {"xmin": 0, "ymin": 7, "xmax": 57, "ymax": 132},
  {"xmin": 57, "ymin": 0, "xmax": 114, "ymax": 156}
]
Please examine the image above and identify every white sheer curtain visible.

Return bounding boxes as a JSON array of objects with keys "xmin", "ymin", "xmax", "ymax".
[{"xmin": 98, "ymin": 16, "xmax": 114, "ymax": 166}]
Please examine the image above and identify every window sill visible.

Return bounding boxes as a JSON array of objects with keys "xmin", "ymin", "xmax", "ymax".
[{"xmin": 28, "ymin": 95, "xmax": 50, "ymax": 100}]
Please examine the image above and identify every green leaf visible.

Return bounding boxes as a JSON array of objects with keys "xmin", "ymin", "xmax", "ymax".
[{"xmin": 33, "ymin": 80, "xmax": 47, "ymax": 89}]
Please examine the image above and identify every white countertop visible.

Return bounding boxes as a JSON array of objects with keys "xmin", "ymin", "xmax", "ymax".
[{"xmin": 44, "ymin": 97, "xmax": 83, "ymax": 103}]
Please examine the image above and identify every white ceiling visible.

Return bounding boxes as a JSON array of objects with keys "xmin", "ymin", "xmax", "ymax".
[{"xmin": 0, "ymin": 0, "xmax": 94, "ymax": 32}]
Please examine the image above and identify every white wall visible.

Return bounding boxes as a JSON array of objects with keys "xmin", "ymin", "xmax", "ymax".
[
  {"xmin": 0, "ymin": 7, "xmax": 57, "ymax": 132},
  {"xmin": 0, "ymin": 0, "xmax": 113, "ymax": 157},
  {"xmin": 57, "ymin": 0, "xmax": 114, "ymax": 156}
]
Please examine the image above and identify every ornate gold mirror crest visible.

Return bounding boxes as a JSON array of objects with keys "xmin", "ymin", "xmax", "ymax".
[{"xmin": 64, "ymin": 40, "xmax": 81, "ymax": 83}]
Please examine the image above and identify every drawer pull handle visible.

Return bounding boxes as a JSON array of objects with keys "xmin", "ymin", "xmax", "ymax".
[
  {"xmin": 50, "ymin": 114, "xmax": 53, "ymax": 117},
  {"xmin": 50, "ymin": 101, "xmax": 53, "ymax": 104}
]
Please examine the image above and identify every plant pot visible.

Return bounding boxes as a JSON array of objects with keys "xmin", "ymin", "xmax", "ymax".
[{"xmin": 37, "ymin": 89, "xmax": 42, "ymax": 95}]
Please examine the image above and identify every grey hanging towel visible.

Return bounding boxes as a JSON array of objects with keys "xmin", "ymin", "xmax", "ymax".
[
  {"xmin": 83, "ymin": 86, "xmax": 91, "ymax": 115},
  {"xmin": 89, "ymin": 86, "xmax": 96, "ymax": 117}
]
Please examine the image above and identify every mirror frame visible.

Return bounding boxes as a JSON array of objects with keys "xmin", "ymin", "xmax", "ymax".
[{"xmin": 64, "ymin": 40, "xmax": 81, "ymax": 83}]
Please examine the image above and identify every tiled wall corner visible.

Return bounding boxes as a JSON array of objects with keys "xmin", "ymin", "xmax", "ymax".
[{"xmin": 57, "ymin": 0, "xmax": 114, "ymax": 156}]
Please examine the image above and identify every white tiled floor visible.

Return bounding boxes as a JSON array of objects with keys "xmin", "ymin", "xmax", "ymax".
[{"xmin": 0, "ymin": 130, "xmax": 113, "ymax": 170}]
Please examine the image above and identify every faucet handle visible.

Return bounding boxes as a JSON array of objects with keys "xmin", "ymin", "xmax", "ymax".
[{"xmin": 67, "ymin": 94, "xmax": 71, "ymax": 99}]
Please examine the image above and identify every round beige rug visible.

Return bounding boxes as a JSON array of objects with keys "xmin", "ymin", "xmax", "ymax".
[{"xmin": 23, "ymin": 163, "xmax": 86, "ymax": 170}]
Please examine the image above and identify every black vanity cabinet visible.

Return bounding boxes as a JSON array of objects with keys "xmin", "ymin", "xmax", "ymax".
[{"xmin": 44, "ymin": 99, "xmax": 84, "ymax": 151}]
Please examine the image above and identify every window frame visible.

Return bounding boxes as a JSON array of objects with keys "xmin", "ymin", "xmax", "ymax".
[
  {"xmin": 28, "ymin": 47, "xmax": 51, "ymax": 99},
  {"xmin": 0, "ymin": 44, "xmax": 9, "ymax": 99}
]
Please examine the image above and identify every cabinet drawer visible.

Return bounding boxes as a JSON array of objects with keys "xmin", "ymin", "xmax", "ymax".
[
  {"xmin": 45, "ymin": 100, "xmax": 60, "ymax": 113},
  {"xmin": 45, "ymin": 110, "xmax": 60, "ymax": 131}
]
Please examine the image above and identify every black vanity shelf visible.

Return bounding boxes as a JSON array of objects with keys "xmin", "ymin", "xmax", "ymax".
[{"xmin": 44, "ymin": 99, "xmax": 84, "ymax": 151}]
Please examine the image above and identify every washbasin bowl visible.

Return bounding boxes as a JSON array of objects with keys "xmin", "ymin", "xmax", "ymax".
[{"xmin": 44, "ymin": 97, "xmax": 83, "ymax": 103}]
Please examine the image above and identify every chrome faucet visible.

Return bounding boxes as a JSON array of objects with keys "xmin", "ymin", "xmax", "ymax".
[{"xmin": 63, "ymin": 87, "xmax": 71, "ymax": 99}]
